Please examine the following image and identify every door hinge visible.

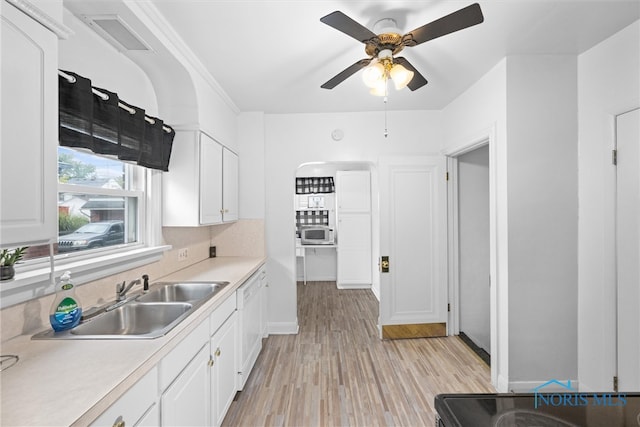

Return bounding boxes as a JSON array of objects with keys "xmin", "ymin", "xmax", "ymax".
[
  {"xmin": 447, "ymin": 303, "xmax": 451, "ymax": 312},
  {"xmin": 446, "ymin": 172, "xmax": 449, "ymax": 181},
  {"xmin": 613, "ymin": 375, "xmax": 618, "ymax": 392},
  {"xmin": 612, "ymin": 149, "xmax": 617, "ymax": 165}
]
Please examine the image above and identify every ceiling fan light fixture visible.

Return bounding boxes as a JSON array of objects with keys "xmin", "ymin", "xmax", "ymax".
[
  {"xmin": 390, "ymin": 63, "xmax": 414, "ymax": 90},
  {"xmin": 362, "ymin": 62, "xmax": 385, "ymax": 88}
]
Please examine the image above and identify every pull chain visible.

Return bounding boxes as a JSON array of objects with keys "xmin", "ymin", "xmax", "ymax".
[{"xmin": 383, "ymin": 78, "xmax": 389, "ymax": 138}]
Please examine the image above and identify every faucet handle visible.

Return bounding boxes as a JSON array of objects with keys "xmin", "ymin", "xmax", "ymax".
[
  {"xmin": 116, "ymin": 281, "xmax": 126, "ymax": 293},
  {"xmin": 142, "ymin": 274, "xmax": 150, "ymax": 291}
]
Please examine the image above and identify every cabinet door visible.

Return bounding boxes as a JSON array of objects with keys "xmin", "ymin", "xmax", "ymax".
[
  {"xmin": 161, "ymin": 344, "xmax": 210, "ymax": 427},
  {"xmin": 210, "ymin": 311, "xmax": 238, "ymax": 427},
  {"xmin": 1, "ymin": 5, "xmax": 57, "ymax": 245},
  {"xmin": 336, "ymin": 171, "xmax": 371, "ymax": 213},
  {"xmin": 337, "ymin": 213, "xmax": 372, "ymax": 287},
  {"xmin": 222, "ymin": 148, "xmax": 238, "ymax": 222},
  {"xmin": 200, "ymin": 133, "xmax": 223, "ymax": 225}
]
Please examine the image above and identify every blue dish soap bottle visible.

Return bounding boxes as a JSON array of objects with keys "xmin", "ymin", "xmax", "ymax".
[{"xmin": 50, "ymin": 271, "xmax": 82, "ymax": 332}]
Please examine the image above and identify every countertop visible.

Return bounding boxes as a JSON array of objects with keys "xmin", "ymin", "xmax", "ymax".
[{"xmin": 0, "ymin": 256, "xmax": 266, "ymax": 427}]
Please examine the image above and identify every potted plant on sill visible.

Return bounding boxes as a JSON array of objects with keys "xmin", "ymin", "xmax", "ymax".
[{"xmin": 0, "ymin": 247, "xmax": 28, "ymax": 281}]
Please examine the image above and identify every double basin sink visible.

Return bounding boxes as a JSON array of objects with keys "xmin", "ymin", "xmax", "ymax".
[{"xmin": 32, "ymin": 281, "xmax": 229, "ymax": 340}]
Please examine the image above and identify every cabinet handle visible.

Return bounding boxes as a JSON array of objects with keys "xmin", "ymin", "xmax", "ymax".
[
  {"xmin": 215, "ymin": 348, "xmax": 221, "ymax": 357},
  {"xmin": 113, "ymin": 416, "xmax": 125, "ymax": 427},
  {"xmin": 208, "ymin": 357, "xmax": 214, "ymax": 367},
  {"xmin": 220, "ymin": 209, "xmax": 224, "ymax": 214}
]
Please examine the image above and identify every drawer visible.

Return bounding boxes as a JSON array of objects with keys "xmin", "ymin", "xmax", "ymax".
[
  {"xmin": 210, "ymin": 293, "xmax": 236, "ymax": 336},
  {"xmin": 90, "ymin": 367, "xmax": 157, "ymax": 427}
]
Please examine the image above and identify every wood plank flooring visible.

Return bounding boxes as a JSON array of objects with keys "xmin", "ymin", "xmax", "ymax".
[{"xmin": 222, "ymin": 281, "xmax": 494, "ymax": 427}]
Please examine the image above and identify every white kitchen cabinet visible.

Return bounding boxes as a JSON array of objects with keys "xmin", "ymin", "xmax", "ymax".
[
  {"xmin": 1, "ymin": 3, "xmax": 58, "ymax": 246},
  {"xmin": 336, "ymin": 170, "xmax": 371, "ymax": 213},
  {"xmin": 90, "ymin": 367, "xmax": 158, "ymax": 427},
  {"xmin": 200, "ymin": 134, "xmax": 224, "ymax": 224},
  {"xmin": 163, "ymin": 130, "xmax": 238, "ymax": 226},
  {"xmin": 222, "ymin": 148, "xmax": 238, "ymax": 222},
  {"xmin": 336, "ymin": 171, "xmax": 372, "ymax": 288},
  {"xmin": 210, "ymin": 310, "xmax": 238, "ymax": 427},
  {"xmin": 161, "ymin": 343, "xmax": 210, "ymax": 427}
]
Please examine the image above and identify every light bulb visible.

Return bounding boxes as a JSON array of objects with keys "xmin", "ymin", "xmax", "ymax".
[
  {"xmin": 369, "ymin": 79, "xmax": 387, "ymax": 96},
  {"xmin": 390, "ymin": 63, "xmax": 414, "ymax": 90},
  {"xmin": 362, "ymin": 62, "xmax": 385, "ymax": 88}
]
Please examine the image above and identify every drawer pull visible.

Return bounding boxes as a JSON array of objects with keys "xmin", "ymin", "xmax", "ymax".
[
  {"xmin": 113, "ymin": 416, "xmax": 125, "ymax": 427},
  {"xmin": 215, "ymin": 348, "xmax": 221, "ymax": 357}
]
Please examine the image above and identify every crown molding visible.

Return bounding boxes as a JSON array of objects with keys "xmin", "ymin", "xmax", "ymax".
[
  {"xmin": 5, "ymin": 0, "xmax": 73, "ymax": 39},
  {"xmin": 123, "ymin": 0, "xmax": 240, "ymax": 115}
]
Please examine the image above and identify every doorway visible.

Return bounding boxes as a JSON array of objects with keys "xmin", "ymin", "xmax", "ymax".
[
  {"xmin": 445, "ymin": 129, "xmax": 499, "ymax": 387},
  {"xmin": 293, "ymin": 161, "xmax": 379, "ymax": 297},
  {"xmin": 457, "ymin": 145, "xmax": 490, "ymax": 362},
  {"xmin": 615, "ymin": 108, "xmax": 639, "ymax": 391}
]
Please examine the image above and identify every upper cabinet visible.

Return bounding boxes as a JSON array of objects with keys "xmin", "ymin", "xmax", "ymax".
[
  {"xmin": 163, "ymin": 130, "xmax": 238, "ymax": 226},
  {"xmin": 1, "ymin": 3, "xmax": 59, "ymax": 246},
  {"xmin": 336, "ymin": 171, "xmax": 371, "ymax": 213}
]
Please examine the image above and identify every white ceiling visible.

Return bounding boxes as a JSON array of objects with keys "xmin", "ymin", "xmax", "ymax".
[{"xmin": 85, "ymin": 1, "xmax": 640, "ymax": 114}]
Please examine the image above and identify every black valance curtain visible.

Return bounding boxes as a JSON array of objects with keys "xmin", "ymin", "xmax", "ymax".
[
  {"xmin": 295, "ymin": 177, "xmax": 335, "ymax": 194},
  {"xmin": 58, "ymin": 70, "xmax": 175, "ymax": 172}
]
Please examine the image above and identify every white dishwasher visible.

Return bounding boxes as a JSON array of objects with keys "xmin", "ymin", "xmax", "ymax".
[{"xmin": 237, "ymin": 268, "xmax": 264, "ymax": 389}]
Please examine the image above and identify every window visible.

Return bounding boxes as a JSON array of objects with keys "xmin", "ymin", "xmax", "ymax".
[{"xmin": 22, "ymin": 147, "xmax": 146, "ymax": 261}]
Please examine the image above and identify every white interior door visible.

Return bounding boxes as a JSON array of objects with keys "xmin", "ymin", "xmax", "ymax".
[
  {"xmin": 379, "ymin": 156, "xmax": 447, "ymax": 338},
  {"xmin": 616, "ymin": 108, "xmax": 640, "ymax": 391}
]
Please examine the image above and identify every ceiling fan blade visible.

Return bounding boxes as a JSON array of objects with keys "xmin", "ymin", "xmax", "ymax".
[
  {"xmin": 320, "ymin": 11, "xmax": 377, "ymax": 43},
  {"xmin": 394, "ymin": 57, "xmax": 428, "ymax": 91},
  {"xmin": 321, "ymin": 59, "xmax": 373, "ymax": 89},
  {"xmin": 403, "ymin": 3, "xmax": 484, "ymax": 47}
]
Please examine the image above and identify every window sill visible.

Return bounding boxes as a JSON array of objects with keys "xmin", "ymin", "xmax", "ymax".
[{"xmin": 0, "ymin": 245, "xmax": 171, "ymax": 309}]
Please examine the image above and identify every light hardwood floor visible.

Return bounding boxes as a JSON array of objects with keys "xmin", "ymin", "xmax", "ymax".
[{"xmin": 222, "ymin": 281, "xmax": 494, "ymax": 427}]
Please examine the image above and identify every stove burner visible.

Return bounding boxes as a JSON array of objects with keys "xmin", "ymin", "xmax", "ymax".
[{"xmin": 493, "ymin": 409, "xmax": 581, "ymax": 427}]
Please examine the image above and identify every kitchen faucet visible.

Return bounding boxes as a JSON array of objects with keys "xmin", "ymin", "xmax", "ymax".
[{"xmin": 116, "ymin": 278, "xmax": 141, "ymax": 302}]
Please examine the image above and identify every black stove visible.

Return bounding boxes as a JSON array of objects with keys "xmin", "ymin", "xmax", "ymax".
[{"xmin": 435, "ymin": 393, "xmax": 640, "ymax": 426}]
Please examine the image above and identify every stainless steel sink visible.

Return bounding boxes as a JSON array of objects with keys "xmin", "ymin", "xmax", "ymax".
[
  {"xmin": 137, "ymin": 281, "xmax": 229, "ymax": 303},
  {"xmin": 70, "ymin": 302, "xmax": 192, "ymax": 337},
  {"xmin": 32, "ymin": 281, "xmax": 230, "ymax": 340}
]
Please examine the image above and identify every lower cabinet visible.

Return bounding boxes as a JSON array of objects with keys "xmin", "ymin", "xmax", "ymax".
[
  {"xmin": 210, "ymin": 310, "xmax": 238, "ymax": 427},
  {"xmin": 161, "ymin": 344, "xmax": 210, "ymax": 426},
  {"xmin": 90, "ymin": 267, "xmax": 265, "ymax": 427}
]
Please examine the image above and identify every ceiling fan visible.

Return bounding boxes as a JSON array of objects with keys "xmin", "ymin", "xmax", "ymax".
[{"xmin": 320, "ymin": 3, "xmax": 484, "ymax": 93}]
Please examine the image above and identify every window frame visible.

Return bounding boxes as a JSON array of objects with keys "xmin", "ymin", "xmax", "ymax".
[{"xmin": 0, "ymin": 159, "xmax": 169, "ymax": 310}]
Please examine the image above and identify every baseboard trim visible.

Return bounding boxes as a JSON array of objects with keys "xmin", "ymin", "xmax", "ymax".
[
  {"xmin": 382, "ymin": 322, "xmax": 446, "ymax": 339},
  {"xmin": 267, "ymin": 321, "xmax": 299, "ymax": 335},
  {"xmin": 508, "ymin": 379, "xmax": 579, "ymax": 393},
  {"xmin": 336, "ymin": 283, "xmax": 372, "ymax": 290}
]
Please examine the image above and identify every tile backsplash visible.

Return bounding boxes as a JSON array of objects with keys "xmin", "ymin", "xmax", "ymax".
[{"xmin": 0, "ymin": 219, "xmax": 264, "ymax": 342}]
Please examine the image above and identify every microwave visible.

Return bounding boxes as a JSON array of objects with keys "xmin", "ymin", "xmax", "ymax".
[{"xmin": 300, "ymin": 226, "xmax": 335, "ymax": 245}]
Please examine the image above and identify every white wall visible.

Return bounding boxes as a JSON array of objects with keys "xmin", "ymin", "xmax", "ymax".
[
  {"xmin": 442, "ymin": 55, "xmax": 580, "ymax": 391},
  {"xmin": 238, "ymin": 112, "xmax": 265, "ymax": 219},
  {"xmin": 577, "ymin": 20, "xmax": 640, "ymax": 392},
  {"xmin": 506, "ymin": 55, "xmax": 578, "ymax": 388},
  {"xmin": 458, "ymin": 145, "xmax": 490, "ymax": 353},
  {"xmin": 264, "ymin": 111, "xmax": 443, "ymax": 333}
]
